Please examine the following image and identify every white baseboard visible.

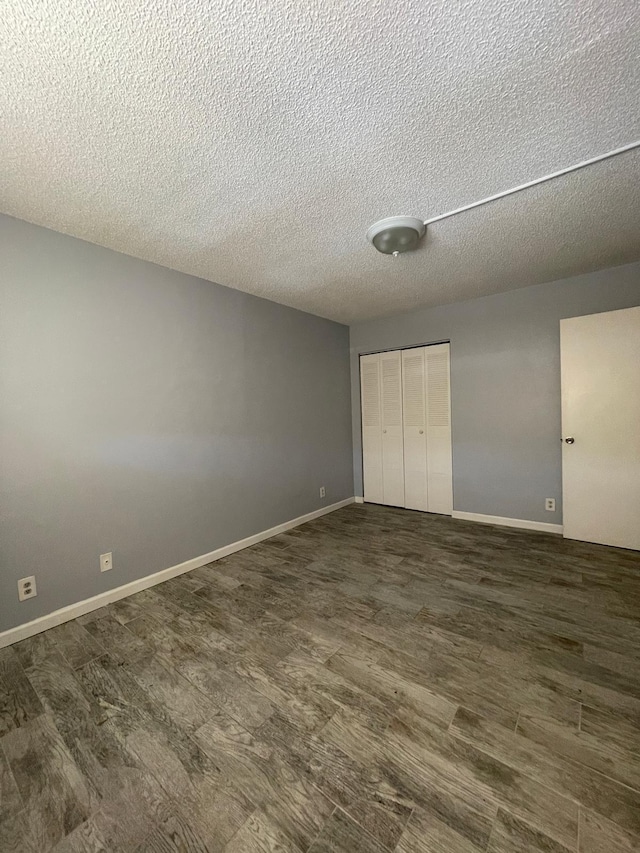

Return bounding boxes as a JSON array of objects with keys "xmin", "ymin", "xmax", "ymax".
[
  {"xmin": 452, "ymin": 510, "xmax": 563, "ymax": 535},
  {"xmin": 354, "ymin": 496, "xmax": 364, "ymax": 504},
  {"xmin": 0, "ymin": 497, "xmax": 355, "ymax": 650}
]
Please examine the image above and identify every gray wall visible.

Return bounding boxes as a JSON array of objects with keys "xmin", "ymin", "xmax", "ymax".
[
  {"xmin": 350, "ymin": 262, "xmax": 640, "ymax": 523},
  {"xmin": 0, "ymin": 215, "xmax": 353, "ymax": 632}
]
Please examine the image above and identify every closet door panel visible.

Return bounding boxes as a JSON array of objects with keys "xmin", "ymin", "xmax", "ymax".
[
  {"xmin": 380, "ymin": 350, "xmax": 405, "ymax": 507},
  {"xmin": 402, "ymin": 347, "xmax": 428, "ymax": 511},
  {"xmin": 426, "ymin": 343, "xmax": 453, "ymax": 514},
  {"xmin": 360, "ymin": 354, "xmax": 383, "ymax": 503}
]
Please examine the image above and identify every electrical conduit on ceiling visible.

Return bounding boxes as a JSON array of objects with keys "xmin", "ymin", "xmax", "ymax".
[{"xmin": 422, "ymin": 140, "xmax": 640, "ymax": 227}]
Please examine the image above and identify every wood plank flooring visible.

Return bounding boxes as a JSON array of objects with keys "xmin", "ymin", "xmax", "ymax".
[{"xmin": 1, "ymin": 504, "xmax": 639, "ymax": 852}]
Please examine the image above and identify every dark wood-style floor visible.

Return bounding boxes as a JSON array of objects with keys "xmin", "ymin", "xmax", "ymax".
[{"xmin": 1, "ymin": 504, "xmax": 640, "ymax": 852}]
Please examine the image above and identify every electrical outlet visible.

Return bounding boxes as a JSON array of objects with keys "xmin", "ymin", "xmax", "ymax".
[
  {"xmin": 100, "ymin": 552, "xmax": 113, "ymax": 572},
  {"xmin": 545, "ymin": 498, "xmax": 556, "ymax": 512},
  {"xmin": 319, "ymin": 486, "xmax": 326, "ymax": 499},
  {"xmin": 18, "ymin": 576, "xmax": 37, "ymax": 601}
]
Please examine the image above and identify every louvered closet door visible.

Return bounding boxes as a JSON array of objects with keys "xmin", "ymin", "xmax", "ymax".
[
  {"xmin": 380, "ymin": 350, "xmax": 405, "ymax": 507},
  {"xmin": 402, "ymin": 348, "xmax": 428, "ymax": 511},
  {"xmin": 360, "ymin": 354, "xmax": 383, "ymax": 504},
  {"xmin": 425, "ymin": 343, "xmax": 453, "ymax": 514}
]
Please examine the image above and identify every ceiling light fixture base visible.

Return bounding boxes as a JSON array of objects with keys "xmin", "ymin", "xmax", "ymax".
[{"xmin": 366, "ymin": 216, "xmax": 426, "ymax": 256}]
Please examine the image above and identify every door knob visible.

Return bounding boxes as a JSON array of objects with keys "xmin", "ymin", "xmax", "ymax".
[
  {"xmin": 419, "ymin": 429, "xmax": 424, "ymax": 434},
  {"xmin": 382, "ymin": 429, "xmax": 387, "ymax": 434},
  {"xmin": 564, "ymin": 437, "xmax": 575, "ymax": 444}
]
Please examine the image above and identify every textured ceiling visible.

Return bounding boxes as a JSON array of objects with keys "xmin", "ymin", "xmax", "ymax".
[{"xmin": 2, "ymin": 0, "xmax": 640, "ymax": 323}]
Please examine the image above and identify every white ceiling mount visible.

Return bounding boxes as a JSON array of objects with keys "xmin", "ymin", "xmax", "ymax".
[{"xmin": 367, "ymin": 216, "xmax": 427, "ymax": 257}]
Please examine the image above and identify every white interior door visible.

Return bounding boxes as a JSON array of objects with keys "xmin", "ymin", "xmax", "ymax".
[
  {"xmin": 402, "ymin": 347, "xmax": 428, "ymax": 511},
  {"xmin": 561, "ymin": 306, "xmax": 640, "ymax": 550},
  {"xmin": 360, "ymin": 354, "xmax": 383, "ymax": 504},
  {"xmin": 425, "ymin": 343, "xmax": 453, "ymax": 515},
  {"xmin": 380, "ymin": 350, "xmax": 405, "ymax": 507}
]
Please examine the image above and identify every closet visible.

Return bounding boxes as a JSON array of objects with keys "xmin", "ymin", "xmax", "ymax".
[{"xmin": 360, "ymin": 343, "xmax": 453, "ymax": 514}]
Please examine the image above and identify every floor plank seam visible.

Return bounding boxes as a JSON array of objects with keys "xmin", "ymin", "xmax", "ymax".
[{"xmin": 304, "ymin": 805, "xmax": 337, "ymax": 852}]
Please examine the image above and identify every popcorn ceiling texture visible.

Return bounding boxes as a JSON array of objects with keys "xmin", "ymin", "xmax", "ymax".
[{"xmin": 2, "ymin": 0, "xmax": 640, "ymax": 322}]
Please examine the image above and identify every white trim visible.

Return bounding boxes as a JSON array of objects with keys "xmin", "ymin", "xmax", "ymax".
[
  {"xmin": 0, "ymin": 498, "xmax": 355, "ymax": 649},
  {"xmin": 354, "ymin": 496, "xmax": 364, "ymax": 504},
  {"xmin": 452, "ymin": 510, "xmax": 563, "ymax": 535}
]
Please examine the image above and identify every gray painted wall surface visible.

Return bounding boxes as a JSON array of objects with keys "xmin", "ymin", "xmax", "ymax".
[
  {"xmin": 350, "ymin": 262, "xmax": 640, "ymax": 523},
  {"xmin": 0, "ymin": 215, "xmax": 353, "ymax": 632}
]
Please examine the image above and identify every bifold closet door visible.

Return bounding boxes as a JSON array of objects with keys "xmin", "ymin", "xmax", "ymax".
[
  {"xmin": 361, "ymin": 345, "xmax": 450, "ymax": 512},
  {"xmin": 360, "ymin": 351, "xmax": 405, "ymax": 506},
  {"xmin": 402, "ymin": 348, "xmax": 428, "ymax": 511},
  {"xmin": 360, "ymin": 354, "xmax": 384, "ymax": 504},
  {"xmin": 425, "ymin": 343, "xmax": 453, "ymax": 514},
  {"xmin": 380, "ymin": 350, "xmax": 405, "ymax": 506},
  {"xmin": 401, "ymin": 343, "xmax": 452, "ymax": 514}
]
